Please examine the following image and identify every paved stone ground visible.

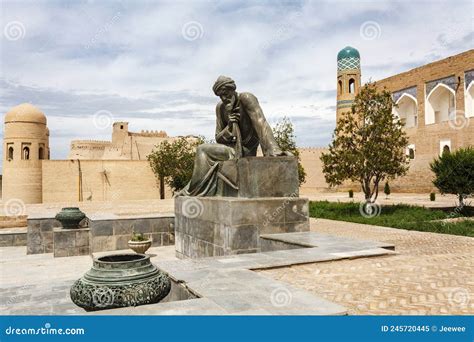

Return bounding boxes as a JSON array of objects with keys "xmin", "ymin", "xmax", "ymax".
[
  {"xmin": 260, "ymin": 218, "xmax": 474, "ymax": 315},
  {"xmin": 1, "ymin": 217, "xmax": 472, "ymax": 315}
]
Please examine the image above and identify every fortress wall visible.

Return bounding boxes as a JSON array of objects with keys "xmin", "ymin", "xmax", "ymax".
[
  {"xmin": 68, "ymin": 140, "xmax": 112, "ymax": 159},
  {"xmin": 2, "ymin": 160, "xmax": 43, "ymax": 204},
  {"xmin": 42, "ymin": 160, "xmax": 171, "ymax": 203},
  {"xmin": 298, "ymin": 147, "xmax": 332, "ymax": 194}
]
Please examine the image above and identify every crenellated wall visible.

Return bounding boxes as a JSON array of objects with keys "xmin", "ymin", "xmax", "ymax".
[{"xmin": 42, "ymin": 160, "xmax": 172, "ymax": 203}]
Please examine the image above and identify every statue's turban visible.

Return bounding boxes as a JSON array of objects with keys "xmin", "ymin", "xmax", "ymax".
[{"xmin": 213, "ymin": 75, "xmax": 236, "ymax": 95}]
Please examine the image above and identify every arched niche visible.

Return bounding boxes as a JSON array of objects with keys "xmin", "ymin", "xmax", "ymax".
[
  {"xmin": 425, "ymin": 83, "xmax": 455, "ymax": 125},
  {"xmin": 394, "ymin": 93, "xmax": 418, "ymax": 128}
]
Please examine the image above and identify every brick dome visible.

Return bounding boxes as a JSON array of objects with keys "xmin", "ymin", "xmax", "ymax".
[{"xmin": 5, "ymin": 103, "xmax": 47, "ymax": 125}]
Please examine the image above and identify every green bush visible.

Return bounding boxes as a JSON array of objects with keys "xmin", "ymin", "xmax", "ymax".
[{"xmin": 430, "ymin": 147, "xmax": 474, "ymax": 207}]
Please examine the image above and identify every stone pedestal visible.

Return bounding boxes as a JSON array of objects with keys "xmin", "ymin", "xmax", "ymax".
[
  {"xmin": 53, "ymin": 227, "xmax": 90, "ymax": 257},
  {"xmin": 174, "ymin": 196, "xmax": 309, "ymax": 258},
  {"xmin": 27, "ymin": 215, "xmax": 61, "ymax": 254},
  {"xmin": 218, "ymin": 156, "xmax": 299, "ymax": 198}
]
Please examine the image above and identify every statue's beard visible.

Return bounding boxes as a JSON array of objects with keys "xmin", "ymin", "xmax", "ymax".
[{"xmin": 223, "ymin": 95, "xmax": 236, "ymax": 112}]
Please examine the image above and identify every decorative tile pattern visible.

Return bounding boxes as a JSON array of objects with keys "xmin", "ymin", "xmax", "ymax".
[
  {"xmin": 426, "ymin": 76, "xmax": 456, "ymax": 96},
  {"xmin": 392, "ymin": 86, "xmax": 417, "ymax": 103},
  {"xmin": 337, "ymin": 57, "xmax": 360, "ymax": 71}
]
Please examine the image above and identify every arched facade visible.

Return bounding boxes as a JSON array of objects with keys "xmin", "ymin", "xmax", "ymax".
[
  {"xmin": 425, "ymin": 83, "xmax": 455, "ymax": 125},
  {"xmin": 466, "ymin": 81, "xmax": 474, "ymax": 118},
  {"xmin": 394, "ymin": 93, "xmax": 418, "ymax": 128}
]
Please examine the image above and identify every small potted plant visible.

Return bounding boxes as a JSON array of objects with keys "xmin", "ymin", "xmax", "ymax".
[{"xmin": 128, "ymin": 229, "xmax": 152, "ymax": 254}]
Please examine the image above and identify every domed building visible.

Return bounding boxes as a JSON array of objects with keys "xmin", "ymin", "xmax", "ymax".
[
  {"xmin": 336, "ymin": 46, "xmax": 361, "ymax": 122},
  {"xmin": 3, "ymin": 103, "xmax": 50, "ymax": 204}
]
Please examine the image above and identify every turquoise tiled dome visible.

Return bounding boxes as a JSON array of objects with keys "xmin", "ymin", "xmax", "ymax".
[{"xmin": 337, "ymin": 46, "xmax": 360, "ymax": 71}]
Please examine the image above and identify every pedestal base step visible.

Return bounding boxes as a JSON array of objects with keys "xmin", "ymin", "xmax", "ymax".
[{"xmin": 259, "ymin": 231, "xmax": 395, "ymax": 252}]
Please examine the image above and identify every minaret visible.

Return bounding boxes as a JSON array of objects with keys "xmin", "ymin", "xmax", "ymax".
[
  {"xmin": 2, "ymin": 103, "xmax": 49, "ymax": 204},
  {"xmin": 336, "ymin": 46, "xmax": 361, "ymax": 123}
]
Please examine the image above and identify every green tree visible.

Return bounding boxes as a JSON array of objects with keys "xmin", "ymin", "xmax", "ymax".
[
  {"xmin": 147, "ymin": 136, "xmax": 204, "ymax": 198},
  {"xmin": 321, "ymin": 81, "xmax": 409, "ymax": 203},
  {"xmin": 273, "ymin": 116, "xmax": 306, "ymax": 185},
  {"xmin": 430, "ymin": 147, "xmax": 474, "ymax": 208}
]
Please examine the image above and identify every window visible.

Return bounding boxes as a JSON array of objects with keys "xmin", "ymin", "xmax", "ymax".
[
  {"xmin": 338, "ymin": 80, "xmax": 343, "ymax": 94},
  {"xmin": 442, "ymin": 145, "xmax": 451, "ymax": 155},
  {"xmin": 39, "ymin": 147, "xmax": 44, "ymax": 160},
  {"xmin": 120, "ymin": 125, "xmax": 124, "ymax": 129},
  {"xmin": 439, "ymin": 139, "xmax": 451, "ymax": 156},
  {"xmin": 8, "ymin": 146, "xmax": 14, "ymax": 160},
  {"xmin": 406, "ymin": 144, "xmax": 415, "ymax": 160},
  {"xmin": 349, "ymin": 79, "xmax": 355, "ymax": 94},
  {"xmin": 22, "ymin": 146, "xmax": 30, "ymax": 160}
]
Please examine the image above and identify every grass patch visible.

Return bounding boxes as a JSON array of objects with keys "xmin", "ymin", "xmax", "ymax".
[{"xmin": 309, "ymin": 201, "xmax": 474, "ymax": 237}]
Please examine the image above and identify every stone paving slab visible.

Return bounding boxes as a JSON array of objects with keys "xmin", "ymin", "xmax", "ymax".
[{"xmin": 260, "ymin": 231, "xmax": 395, "ymax": 250}]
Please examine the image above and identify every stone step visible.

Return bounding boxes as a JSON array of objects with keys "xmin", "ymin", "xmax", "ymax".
[
  {"xmin": 259, "ymin": 231, "xmax": 395, "ymax": 251},
  {"xmin": 0, "ymin": 227, "xmax": 27, "ymax": 247}
]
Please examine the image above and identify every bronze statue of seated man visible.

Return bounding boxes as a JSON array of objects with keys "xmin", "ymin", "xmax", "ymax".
[{"xmin": 177, "ymin": 75, "xmax": 291, "ymax": 197}]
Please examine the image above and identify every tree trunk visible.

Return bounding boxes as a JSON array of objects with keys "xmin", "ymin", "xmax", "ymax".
[{"xmin": 160, "ymin": 175, "xmax": 165, "ymax": 199}]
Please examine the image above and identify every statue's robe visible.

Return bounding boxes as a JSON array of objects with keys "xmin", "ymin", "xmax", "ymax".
[{"xmin": 177, "ymin": 92, "xmax": 282, "ymax": 197}]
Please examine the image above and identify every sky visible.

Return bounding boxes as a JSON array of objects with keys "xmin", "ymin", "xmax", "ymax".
[{"xmin": 0, "ymin": 0, "xmax": 472, "ymax": 165}]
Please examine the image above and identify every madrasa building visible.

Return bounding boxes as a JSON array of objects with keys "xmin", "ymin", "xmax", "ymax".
[{"xmin": 300, "ymin": 47, "xmax": 473, "ymax": 194}]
